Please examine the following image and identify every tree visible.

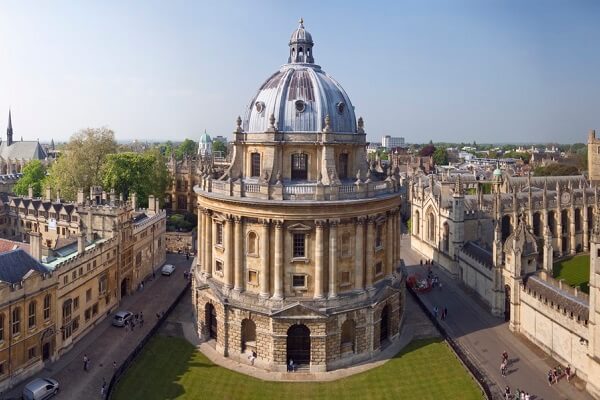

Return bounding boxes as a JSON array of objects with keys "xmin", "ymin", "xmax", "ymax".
[
  {"xmin": 432, "ymin": 148, "xmax": 449, "ymax": 165},
  {"xmin": 534, "ymin": 164, "xmax": 580, "ymax": 176},
  {"xmin": 14, "ymin": 160, "xmax": 47, "ymax": 197},
  {"xmin": 175, "ymin": 139, "xmax": 197, "ymax": 160},
  {"xmin": 101, "ymin": 149, "xmax": 170, "ymax": 207},
  {"xmin": 419, "ymin": 144, "xmax": 435, "ymax": 157},
  {"xmin": 45, "ymin": 128, "xmax": 118, "ymax": 200},
  {"xmin": 212, "ymin": 140, "xmax": 227, "ymax": 157}
]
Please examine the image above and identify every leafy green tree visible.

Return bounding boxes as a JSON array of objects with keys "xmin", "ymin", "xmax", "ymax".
[
  {"xmin": 45, "ymin": 127, "xmax": 118, "ymax": 200},
  {"xmin": 432, "ymin": 148, "xmax": 449, "ymax": 165},
  {"xmin": 534, "ymin": 164, "xmax": 580, "ymax": 176},
  {"xmin": 101, "ymin": 149, "xmax": 170, "ymax": 207},
  {"xmin": 212, "ymin": 140, "xmax": 227, "ymax": 157},
  {"xmin": 419, "ymin": 144, "xmax": 435, "ymax": 157},
  {"xmin": 175, "ymin": 139, "xmax": 197, "ymax": 160},
  {"xmin": 14, "ymin": 160, "xmax": 47, "ymax": 197}
]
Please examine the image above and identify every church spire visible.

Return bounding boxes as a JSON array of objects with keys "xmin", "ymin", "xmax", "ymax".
[{"xmin": 7, "ymin": 109, "xmax": 13, "ymax": 146}]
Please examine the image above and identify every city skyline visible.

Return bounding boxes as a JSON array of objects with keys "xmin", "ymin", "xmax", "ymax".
[{"xmin": 1, "ymin": 1, "xmax": 599, "ymax": 143}]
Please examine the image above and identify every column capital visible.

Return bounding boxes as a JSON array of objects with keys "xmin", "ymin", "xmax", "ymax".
[
  {"xmin": 234, "ymin": 215, "xmax": 243, "ymax": 224},
  {"xmin": 261, "ymin": 218, "xmax": 271, "ymax": 226},
  {"xmin": 273, "ymin": 219, "xmax": 284, "ymax": 229},
  {"xmin": 355, "ymin": 216, "xmax": 366, "ymax": 225},
  {"xmin": 328, "ymin": 218, "xmax": 340, "ymax": 227},
  {"xmin": 315, "ymin": 219, "xmax": 327, "ymax": 228},
  {"xmin": 367, "ymin": 215, "xmax": 377, "ymax": 225}
]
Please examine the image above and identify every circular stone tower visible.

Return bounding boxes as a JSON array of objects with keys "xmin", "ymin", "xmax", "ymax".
[{"xmin": 193, "ymin": 19, "xmax": 405, "ymax": 372}]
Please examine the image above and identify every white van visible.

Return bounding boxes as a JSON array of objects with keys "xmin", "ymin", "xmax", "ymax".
[{"xmin": 22, "ymin": 378, "xmax": 59, "ymax": 400}]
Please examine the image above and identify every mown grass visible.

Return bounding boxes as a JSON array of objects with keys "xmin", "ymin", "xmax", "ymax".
[
  {"xmin": 113, "ymin": 335, "xmax": 483, "ymax": 400},
  {"xmin": 553, "ymin": 254, "xmax": 590, "ymax": 293}
]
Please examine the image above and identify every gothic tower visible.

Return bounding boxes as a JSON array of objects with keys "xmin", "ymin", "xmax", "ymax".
[
  {"xmin": 6, "ymin": 109, "xmax": 13, "ymax": 146},
  {"xmin": 588, "ymin": 129, "xmax": 600, "ymax": 184},
  {"xmin": 450, "ymin": 175, "xmax": 465, "ymax": 266},
  {"xmin": 588, "ymin": 211, "xmax": 600, "ymax": 398}
]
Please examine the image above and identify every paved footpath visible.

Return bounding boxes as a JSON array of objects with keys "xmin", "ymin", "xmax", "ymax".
[
  {"xmin": 402, "ymin": 235, "xmax": 593, "ymax": 400},
  {"xmin": 5, "ymin": 253, "xmax": 192, "ymax": 400}
]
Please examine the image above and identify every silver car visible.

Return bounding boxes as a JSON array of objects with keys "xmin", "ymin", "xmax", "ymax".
[
  {"xmin": 23, "ymin": 378, "xmax": 59, "ymax": 400},
  {"xmin": 112, "ymin": 310, "xmax": 133, "ymax": 327},
  {"xmin": 161, "ymin": 264, "xmax": 176, "ymax": 276}
]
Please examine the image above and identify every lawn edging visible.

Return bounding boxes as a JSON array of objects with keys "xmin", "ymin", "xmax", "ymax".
[
  {"xmin": 106, "ymin": 280, "xmax": 191, "ymax": 400},
  {"xmin": 405, "ymin": 282, "xmax": 493, "ymax": 400}
]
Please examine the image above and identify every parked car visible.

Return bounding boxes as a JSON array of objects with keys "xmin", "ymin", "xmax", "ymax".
[
  {"xmin": 161, "ymin": 264, "xmax": 176, "ymax": 276},
  {"xmin": 112, "ymin": 311, "xmax": 133, "ymax": 327},
  {"xmin": 22, "ymin": 378, "xmax": 59, "ymax": 400}
]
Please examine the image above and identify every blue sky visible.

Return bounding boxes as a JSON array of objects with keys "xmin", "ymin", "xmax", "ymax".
[{"xmin": 1, "ymin": 0, "xmax": 599, "ymax": 144}]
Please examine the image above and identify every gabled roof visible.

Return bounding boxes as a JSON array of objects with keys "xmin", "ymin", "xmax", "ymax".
[
  {"xmin": 0, "ymin": 239, "xmax": 30, "ymax": 255},
  {"xmin": 0, "ymin": 140, "xmax": 47, "ymax": 161},
  {"xmin": 0, "ymin": 249, "xmax": 49, "ymax": 284}
]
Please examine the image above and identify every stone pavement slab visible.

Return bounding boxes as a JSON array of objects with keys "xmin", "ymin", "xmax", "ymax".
[
  {"xmin": 402, "ymin": 235, "xmax": 593, "ymax": 400},
  {"xmin": 5, "ymin": 254, "xmax": 192, "ymax": 400}
]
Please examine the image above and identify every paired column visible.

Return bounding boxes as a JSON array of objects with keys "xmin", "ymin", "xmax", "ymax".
[
  {"xmin": 204, "ymin": 211, "xmax": 213, "ymax": 277},
  {"xmin": 233, "ymin": 216, "xmax": 244, "ymax": 291},
  {"xmin": 354, "ymin": 218, "xmax": 365, "ymax": 292},
  {"xmin": 365, "ymin": 217, "xmax": 375, "ymax": 290},
  {"xmin": 396, "ymin": 209, "xmax": 402, "ymax": 266},
  {"xmin": 328, "ymin": 220, "xmax": 338, "ymax": 299},
  {"xmin": 197, "ymin": 208, "xmax": 204, "ymax": 272},
  {"xmin": 569, "ymin": 207, "xmax": 576, "ymax": 255},
  {"xmin": 259, "ymin": 220, "xmax": 270, "ymax": 298},
  {"xmin": 224, "ymin": 216, "xmax": 234, "ymax": 288},
  {"xmin": 314, "ymin": 220, "xmax": 325, "ymax": 299},
  {"xmin": 272, "ymin": 220, "xmax": 284, "ymax": 299}
]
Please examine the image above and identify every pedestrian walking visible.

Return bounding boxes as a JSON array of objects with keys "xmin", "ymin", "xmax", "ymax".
[
  {"xmin": 101, "ymin": 378, "xmax": 106, "ymax": 398},
  {"xmin": 140, "ymin": 313, "xmax": 144, "ymax": 327},
  {"xmin": 83, "ymin": 354, "xmax": 89, "ymax": 371},
  {"xmin": 433, "ymin": 306, "xmax": 438, "ymax": 318},
  {"xmin": 140, "ymin": 281, "xmax": 144, "ymax": 291},
  {"xmin": 113, "ymin": 361, "xmax": 117, "ymax": 370},
  {"xmin": 501, "ymin": 359, "xmax": 507, "ymax": 376},
  {"xmin": 504, "ymin": 385, "xmax": 511, "ymax": 400}
]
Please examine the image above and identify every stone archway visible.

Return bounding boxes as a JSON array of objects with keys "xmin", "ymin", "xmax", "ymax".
[
  {"xmin": 340, "ymin": 319, "xmax": 356, "ymax": 355},
  {"xmin": 205, "ymin": 303, "xmax": 217, "ymax": 340},
  {"xmin": 379, "ymin": 305, "xmax": 390, "ymax": 347},
  {"xmin": 501, "ymin": 215, "xmax": 512, "ymax": 242},
  {"xmin": 120, "ymin": 277, "xmax": 130, "ymax": 298},
  {"xmin": 286, "ymin": 324, "xmax": 310, "ymax": 365},
  {"xmin": 241, "ymin": 319, "xmax": 256, "ymax": 354}
]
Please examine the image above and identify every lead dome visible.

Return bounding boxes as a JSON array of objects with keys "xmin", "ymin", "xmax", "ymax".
[{"xmin": 243, "ymin": 19, "xmax": 358, "ymax": 134}]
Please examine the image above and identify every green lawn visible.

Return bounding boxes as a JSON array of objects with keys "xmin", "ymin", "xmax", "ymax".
[
  {"xmin": 553, "ymin": 254, "xmax": 590, "ymax": 293},
  {"xmin": 113, "ymin": 335, "xmax": 484, "ymax": 400}
]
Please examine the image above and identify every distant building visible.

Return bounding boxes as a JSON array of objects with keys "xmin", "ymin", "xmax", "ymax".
[
  {"xmin": 381, "ymin": 135, "xmax": 404, "ymax": 150},
  {"xmin": 0, "ymin": 110, "xmax": 47, "ymax": 174}
]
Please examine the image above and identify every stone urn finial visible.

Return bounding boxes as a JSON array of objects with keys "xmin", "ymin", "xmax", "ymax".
[
  {"xmin": 276, "ymin": 170, "xmax": 282, "ymax": 185},
  {"xmin": 357, "ymin": 116, "xmax": 364, "ymax": 133},
  {"xmin": 236, "ymin": 116, "xmax": 242, "ymax": 132}
]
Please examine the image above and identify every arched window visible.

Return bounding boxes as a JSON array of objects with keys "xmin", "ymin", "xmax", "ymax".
[
  {"xmin": 247, "ymin": 232, "xmax": 258, "ymax": 256},
  {"xmin": 28, "ymin": 301, "xmax": 36, "ymax": 329},
  {"xmin": 427, "ymin": 212, "xmax": 435, "ymax": 242},
  {"xmin": 12, "ymin": 307, "xmax": 21, "ymax": 335},
  {"xmin": 443, "ymin": 222, "xmax": 449, "ymax": 252},
  {"xmin": 414, "ymin": 210, "xmax": 420, "ymax": 235},
  {"xmin": 338, "ymin": 153, "xmax": 348, "ymax": 180},
  {"xmin": 291, "ymin": 154, "xmax": 308, "ymax": 180},
  {"xmin": 250, "ymin": 153, "xmax": 261, "ymax": 177},
  {"xmin": 43, "ymin": 294, "xmax": 51, "ymax": 320},
  {"xmin": 340, "ymin": 319, "xmax": 356, "ymax": 354}
]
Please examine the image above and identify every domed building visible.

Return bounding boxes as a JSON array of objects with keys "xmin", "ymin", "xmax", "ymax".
[{"xmin": 192, "ymin": 20, "xmax": 404, "ymax": 372}]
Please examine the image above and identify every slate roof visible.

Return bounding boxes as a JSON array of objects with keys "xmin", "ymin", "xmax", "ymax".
[
  {"xmin": 0, "ymin": 141, "xmax": 47, "ymax": 161},
  {"xmin": 0, "ymin": 249, "xmax": 50, "ymax": 284}
]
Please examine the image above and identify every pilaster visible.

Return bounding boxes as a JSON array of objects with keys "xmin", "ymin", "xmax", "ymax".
[
  {"xmin": 259, "ymin": 219, "xmax": 270, "ymax": 298},
  {"xmin": 314, "ymin": 220, "xmax": 325, "ymax": 299},
  {"xmin": 354, "ymin": 217, "xmax": 365, "ymax": 292},
  {"xmin": 328, "ymin": 220, "xmax": 339, "ymax": 299}
]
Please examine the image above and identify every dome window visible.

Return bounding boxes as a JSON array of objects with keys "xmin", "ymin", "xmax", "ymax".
[
  {"xmin": 295, "ymin": 100, "xmax": 306, "ymax": 113},
  {"xmin": 337, "ymin": 102, "xmax": 345, "ymax": 114},
  {"xmin": 255, "ymin": 101, "xmax": 265, "ymax": 114}
]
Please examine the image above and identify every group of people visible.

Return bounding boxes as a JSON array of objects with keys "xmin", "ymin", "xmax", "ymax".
[
  {"xmin": 432, "ymin": 305, "xmax": 448, "ymax": 320},
  {"xmin": 124, "ymin": 312, "xmax": 144, "ymax": 332},
  {"xmin": 547, "ymin": 365, "xmax": 573, "ymax": 385},
  {"xmin": 424, "ymin": 263, "xmax": 442, "ymax": 290},
  {"xmin": 504, "ymin": 386, "xmax": 532, "ymax": 400}
]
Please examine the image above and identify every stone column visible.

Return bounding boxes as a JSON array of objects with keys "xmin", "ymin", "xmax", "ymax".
[
  {"xmin": 233, "ymin": 216, "xmax": 244, "ymax": 291},
  {"xmin": 386, "ymin": 213, "xmax": 393, "ymax": 276},
  {"xmin": 396, "ymin": 209, "xmax": 402, "ymax": 266},
  {"xmin": 224, "ymin": 216, "xmax": 234, "ymax": 289},
  {"xmin": 259, "ymin": 220, "xmax": 270, "ymax": 298},
  {"xmin": 354, "ymin": 218, "xmax": 365, "ymax": 292},
  {"xmin": 205, "ymin": 211, "xmax": 213, "ymax": 277},
  {"xmin": 197, "ymin": 208, "xmax": 204, "ymax": 272},
  {"xmin": 556, "ymin": 208, "xmax": 563, "ymax": 256},
  {"xmin": 365, "ymin": 217, "xmax": 375, "ymax": 290},
  {"xmin": 328, "ymin": 220, "xmax": 338, "ymax": 299},
  {"xmin": 570, "ymin": 207, "xmax": 576, "ymax": 255},
  {"xmin": 314, "ymin": 220, "xmax": 325, "ymax": 299},
  {"xmin": 272, "ymin": 220, "xmax": 284, "ymax": 299}
]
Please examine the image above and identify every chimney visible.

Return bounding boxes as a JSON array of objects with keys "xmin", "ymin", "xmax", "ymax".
[
  {"xmin": 155, "ymin": 196, "xmax": 160, "ymax": 212},
  {"xmin": 148, "ymin": 195, "xmax": 156, "ymax": 213},
  {"xmin": 29, "ymin": 231, "xmax": 42, "ymax": 261},
  {"xmin": 76, "ymin": 188, "xmax": 85, "ymax": 205},
  {"xmin": 130, "ymin": 192, "xmax": 137, "ymax": 210},
  {"xmin": 110, "ymin": 189, "xmax": 116, "ymax": 204},
  {"xmin": 28, "ymin": 185, "xmax": 33, "ymax": 198},
  {"xmin": 56, "ymin": 188, "xmax": 61, "ymax": 203},
  {"xmin": 589, "ymin": 129, "xmax": 596, "ymax": 142},
  {"xmin": 77, "ymin": 231, "xmax": 86, "ymax": 254},
  {"xmin": 45, "ymin": 187, "xmax": 52, "ymax": 201}
]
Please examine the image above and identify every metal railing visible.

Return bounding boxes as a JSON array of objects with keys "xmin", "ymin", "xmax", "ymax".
[{"xmin": 106, "ymin": 282, "xmax": 191, "ymax": 399}]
